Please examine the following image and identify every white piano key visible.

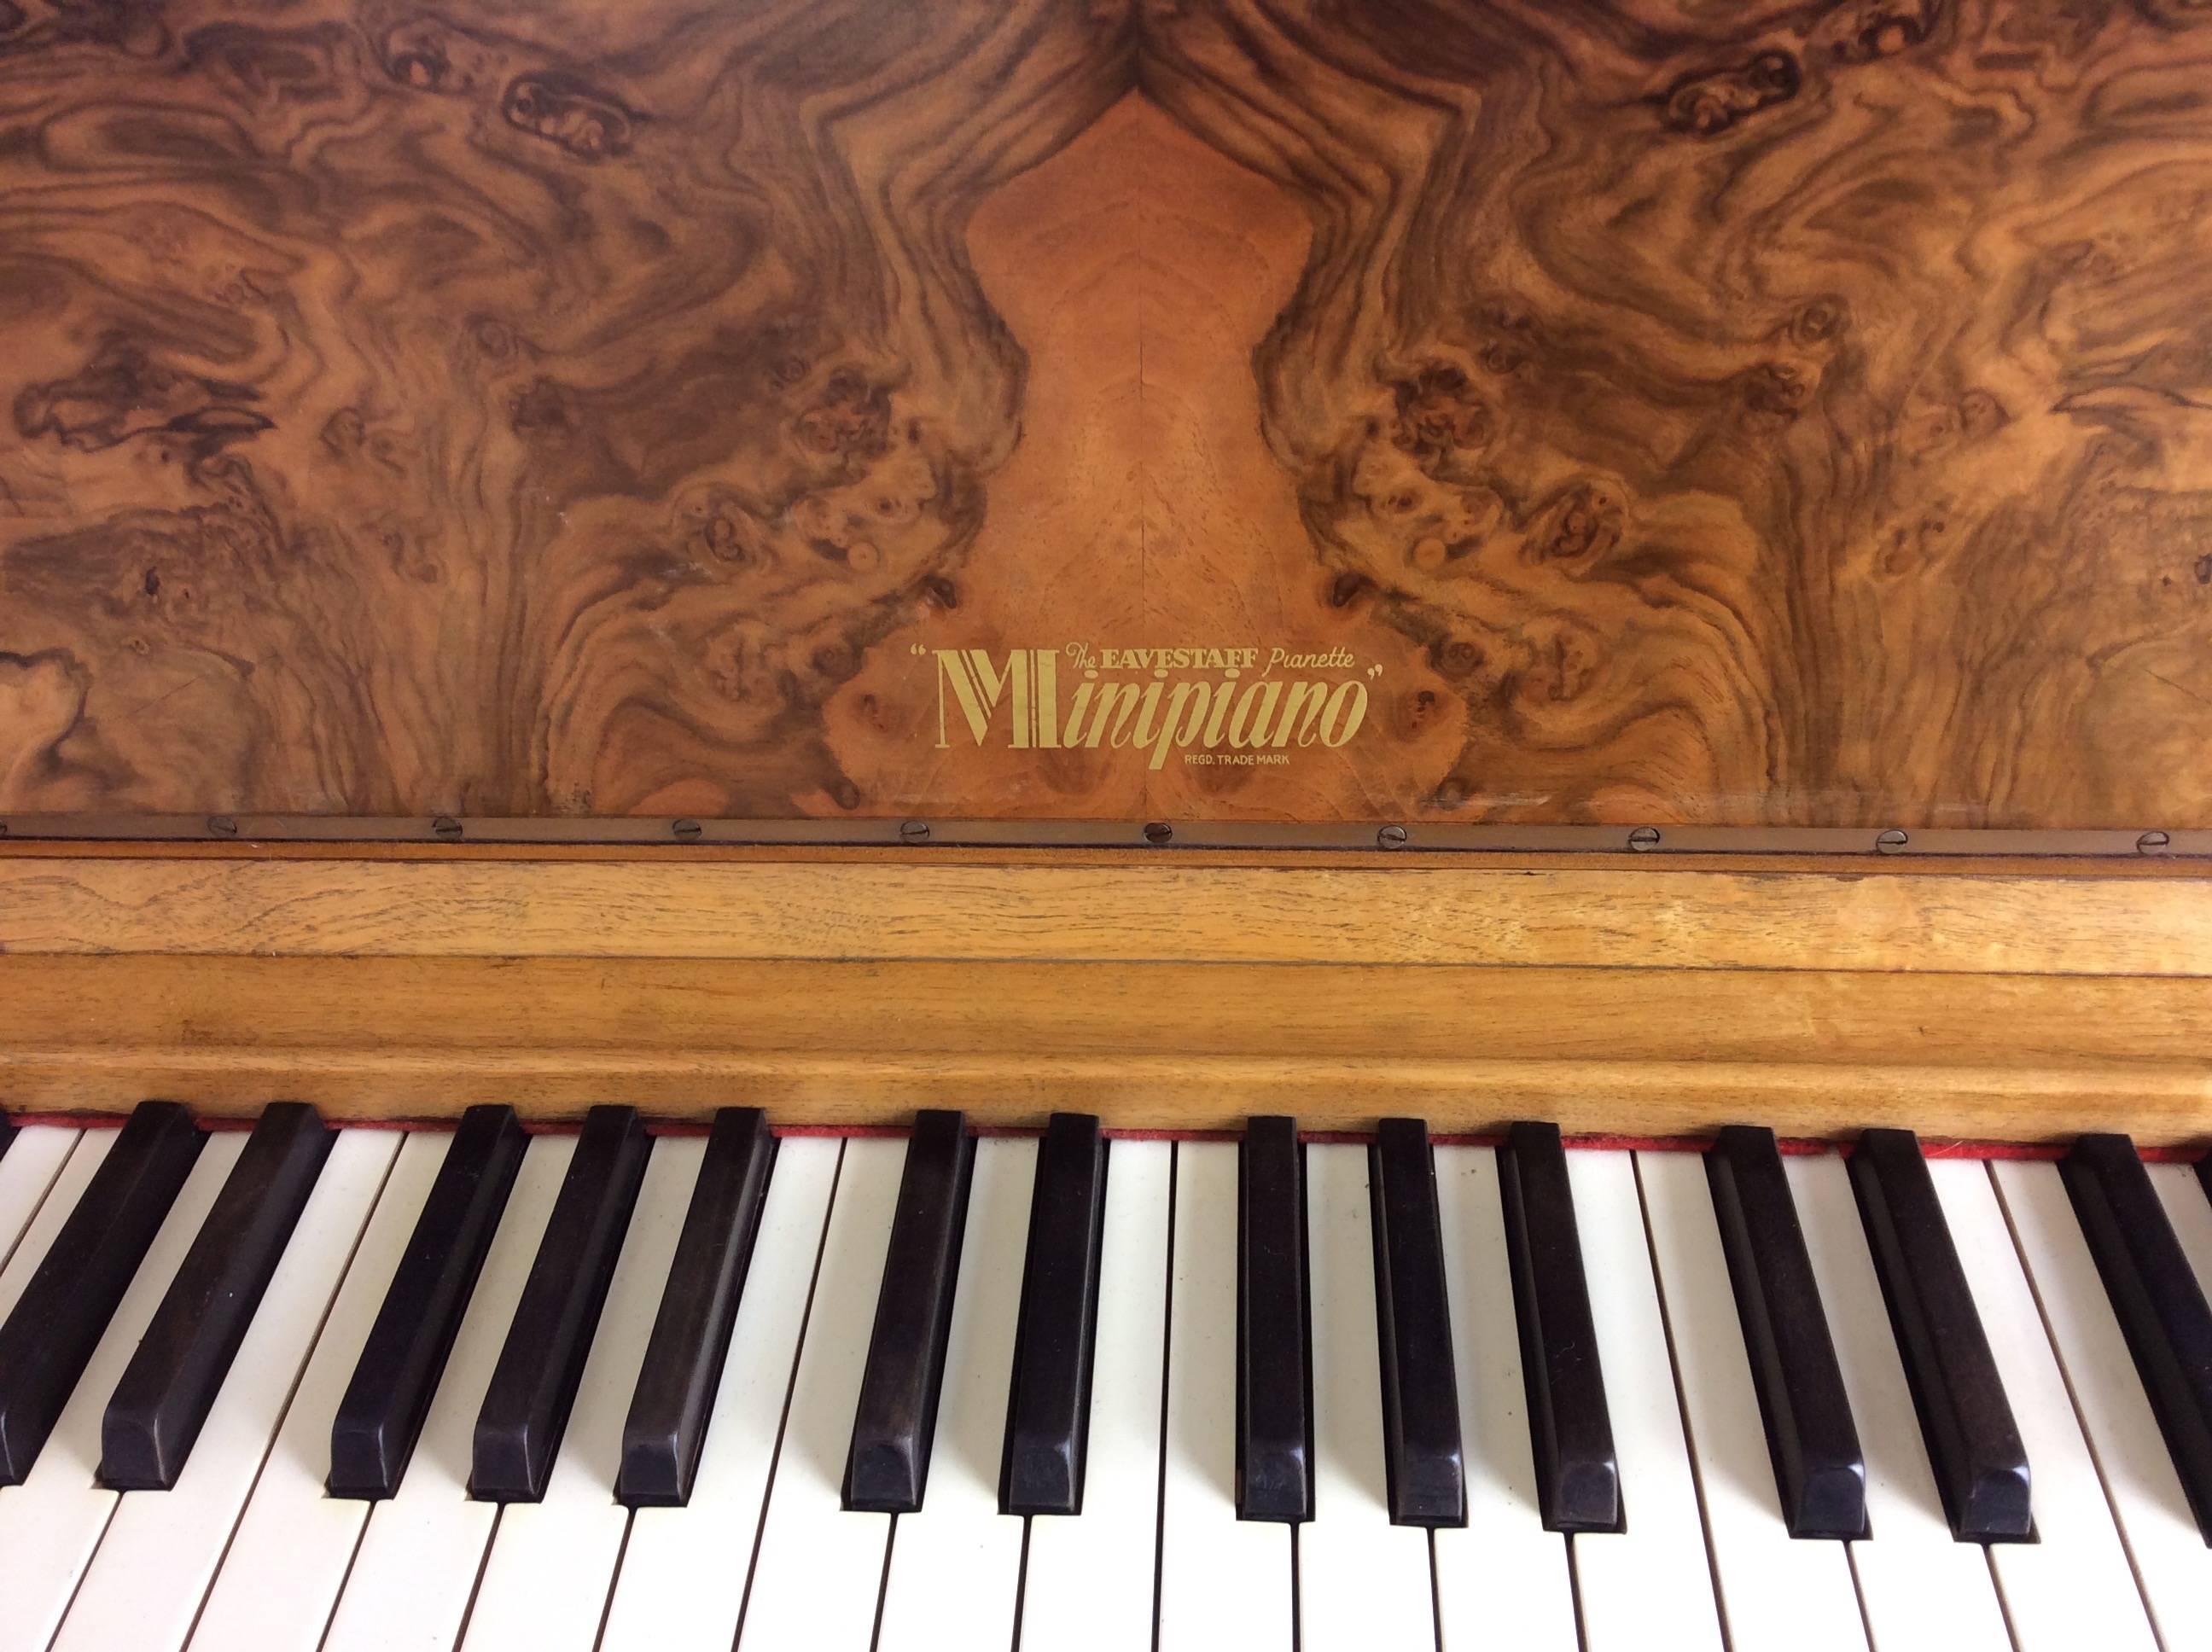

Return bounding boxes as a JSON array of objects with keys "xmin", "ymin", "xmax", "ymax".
[
  {"xmin": 1156, "ymin": 1141, "xmax": 1294, "ymax": 1652},
  {"xmin": 1637, "ymin": 1149, "xmax": 1867, "ymax": 1652},
  {"xmin": 739, "ymin": 1137, "xmax": 904, "ymax": 1652},
  {"xmin": 189, "ymin": 1129, "xmax": 451, "ymax": 1652},
  {"xmin": 321, "ymin": 1134, "xmax": 573, "ymax": 1652},
  {"xmin": 1930, "ymin": 1159, "xmax": 2156, "ymax": 1652},
  {"xmin": 460, "ymin": 1137, "xmax": 696, "ymax": 1652},
  {"xmin": 1784, "ymin": 1155, "xmax": 2011, "ymax": 1652},
  {"xmin": 2155, "ymin": 1160, "xmax": 2212, "ymax": 1312},
  {"xmin": 1298, "ymin": 1142, "xmax": 1436, "ymax": 1650},
  {"xmin": 1018, "ymin": 1139, "xmax": 1172, "ymax": 1652},
  {"xmin": 1993, "ymin": 1159, "xmax": 2209, "ymax": 1651},
  {"xmin": 0, "ymin": 1129, "xmax": 243, "ymax": 1652},
  {"xmin": 598, "ymin": 1137, "xmax": 839, "ymax": 1652},
  {"xmin": 1566, "ymin": 1150, "xmax": 1724, "ymax": 1652},
  {"xmin": 0, "ymin": 1127, "xmax": 114, "ymax": 1323},
  {"xmin": 1429, "ymin": 1146, "xmax": 1578, "ymax": 1652},
  {"xmin": 0, "ymin": 1126, "xmax": 79, "ymax": 1274},
  {"xmin": 874, "ymin": 1137, "xmax": 1035, "ymax": 1652},
  {"xmin": 55, "ymin": 1130, "xmax": 399, "ymax": 1652}
]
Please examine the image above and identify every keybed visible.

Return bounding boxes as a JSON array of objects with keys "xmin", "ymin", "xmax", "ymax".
[{"xmin": 0, "ymin": 1108, "xmax": 2205, "ymax": 1650}]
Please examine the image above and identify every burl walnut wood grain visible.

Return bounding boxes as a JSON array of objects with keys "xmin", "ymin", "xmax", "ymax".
[{"xmin": 2, "ymin": 0, "xmax": 2209, "ymax": 826}]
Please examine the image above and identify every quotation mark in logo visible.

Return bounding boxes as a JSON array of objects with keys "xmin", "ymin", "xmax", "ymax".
[{"xmin": 1366, "ymin": 663, "xmax": 1384, "ymax": 678}]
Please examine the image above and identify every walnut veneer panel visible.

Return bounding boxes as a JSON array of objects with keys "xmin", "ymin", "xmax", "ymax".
[{"xmin": 3, "ymin": 1, "xmax": 2209, "ymax": 827}]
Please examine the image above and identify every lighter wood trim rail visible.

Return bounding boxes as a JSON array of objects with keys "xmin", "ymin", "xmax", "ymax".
[
  {"xmin": 0, "ymin": 956, "xmax": 2207, "ymax": 1143},
  {"xmin": 2, "ymin": 852, "xmax": 2207, "ymax": 1143},
  {"xmin": 2, "ymin": 855, "xmax": 2209, "ymax": 976}
]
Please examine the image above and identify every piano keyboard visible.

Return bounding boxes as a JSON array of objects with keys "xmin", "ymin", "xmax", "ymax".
[{"xmin": 2, "ymin": 1107, "xmax": 2211, "ymax": 1651}]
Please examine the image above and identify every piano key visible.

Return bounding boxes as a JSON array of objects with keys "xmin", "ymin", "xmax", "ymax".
[
  {"xmin": 740, "ymin": 1137, "xmax": 903, "ymax": 1652},
  {"xmin": 1238, "ymin": 1114, "xmax": 1313, "ymax": 1523},
  {"xmin": 1157, "ymin": 1142, "xmax": 1294, "ymax": 1652},
  {"xmin": 55, "ymin": 1130, "xmax": 395, "ymax": 1652},
  {"xmin": 0, "ymin": 1126, "xmax": 79, "ymax": 1275},
  {"xmin": 1497, "ymin": 1120, "xmax": 1621, "ymax": 1533},
  {"xmin": 1846, "ymin": 1128, "xmax": 2029, "ymax": 1542},
  {"xmin": 1297, "ymin": 1143, "xmax": 1437, "ymax": 1649},
  {"xmin": 875, "ymin": 1137, "xmax": 1036, "ymax": 1652},
  {"xmin": 619, "ymin": 1106, "xmax": 777, "ymax": 1507},
  {"xmin": 1019, "ymin": 1139, "xmax": 1172, "ymax": 1652},
  {"xmin": 845, "ymin": 1109, "xmax": 974, "ymax": 1514},
  {"xmin": 0, "ymin": 1130, "xmax": 115, "ymax": 1324},
  {"xmin": 1994, "ymin": 1158, "xmax": 2210, "ymax": 1649},
  {"xmin": 1788, "ymin": 1153, "xmax": 2011, "ymax": 1652},
  {"xmin": 1000, "ymin": 1113, "xmax": 1107, "ymax": 1517},
  {"xmin": 0, "ymin": 1100, "xmax": 202, "ymax": 1484},
  {"xmin": 0, "ymin": 1128, "xmax": 240, "ymax": 1652},
  {"xmin": 102, "ymin": 1102, "xmax": 335, "ymax": 1489},
  {"xmin": 460, "ymin": 1135, "xmax": 698, "ymax": 1652},
  {"xmin": 189, "ymin": 1129, "xmax": 451, "ymax": 1652},
  {"xmin": 598, "ymin": 1137, "xmax": 838, "ymax": 1652},
  {"xmin": 2155, "ymin": 1161, "xmax": 2212, "ymax": 1406},
  {"xmin": 1703, "ymin": 1126, "xmax": 1866, "ymax": 1540},
  {"xmin": 0, "ymin": 1112, "xmax": 10, "ymax": 1157},
  {"xmin": 319, "ymin": 1134, "xmax": 571, "ymax": 1652},
  {"xmin": 2056, "ymin": 1133, "xmax": 2212, "ymax": 1540},
  {"xmin": 1639, "ymin": 1149, "xmax": 1866, "ymax": 1652},
  {"xmin": 1368, "ymin": 1119, "xmax": 1464, "ymax": 1527},
  {"xmin": 2154, "ymin": 1157, "xmax": 2212, "ymax": 1298},
  {"xmin": 1930, "ymin": 1159, "xmax": 2155, "ymax": 1652},
  {"xmin": 1561, "ymin": 1152, "xmax": 1722, "ymax": 1652},
  {"xmin": 1429, "ymin": 1147, "xmax": 1578, "ymax": 1652},
  {"xmin": 472, "ymin": 1104, "xmax": 649, "ymax": 1503},
  {"xmin": 329, "ymin": 1105, "xmax": 527, "ymax": 1500}
]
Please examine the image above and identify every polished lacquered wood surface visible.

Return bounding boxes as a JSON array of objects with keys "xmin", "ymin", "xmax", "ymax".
[{"xmin": 3, "ymin": 1, "xmax": 2209, "ymax": 828}]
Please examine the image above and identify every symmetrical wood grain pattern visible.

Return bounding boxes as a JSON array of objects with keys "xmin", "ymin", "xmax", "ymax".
[
  {"xmin": 3, "ymin": 954, "xmax": 2209, "ymax": 1143},
  {"xmin": 5, "ymin": 853, "xmax": 2212, "ymax": 979},
  {"xmin": 3, "ymin": 1, "xmax": 2210, "ymax": 826}
]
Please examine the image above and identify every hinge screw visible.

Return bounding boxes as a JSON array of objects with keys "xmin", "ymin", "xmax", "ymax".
[
  {"xmin": 1377, "ymin": 824, "xmax": 1408, "ymax": 849},
  {"xmin": 2139, "ymin": 830, "xmax": 2172, "ymax": 854},
  {"xmin": 1627, "ymin": 826, "xmax": 1662, "ymax": 851},
  {"xmin": 899, "ymin": 820, "xmax": 931, "ymax": 844},
  {"xmin": 207, "ymin": 816, "xmax": 238, "ymax": 837},
  {"xmin": 433, "ymin": 816, "xmax": 463, "ymax": 840},
  {"xmin": 1143, "ymin": 821, "xmax": 1174, "ymax": 846},
  {"xmin": 1876, "ymin": 829, "xmax": 1909, "ymax": 853},
  {"xmin": 672, "ymin": 818, "xmax": 702, "ymax": 841}
]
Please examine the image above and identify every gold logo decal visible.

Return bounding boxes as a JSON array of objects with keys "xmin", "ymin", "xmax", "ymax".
[{"xmin": 922, "ymin": 643, "xmax": 1371, "ymax": 769}]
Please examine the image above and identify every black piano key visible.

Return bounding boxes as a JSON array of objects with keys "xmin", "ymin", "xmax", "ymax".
[
  {"xmin": 470, "ymin": 1105, "xmax": 649, "ymax": 1503},
  {"xmin": 0, "ymin": 1112, "xmax": 14, "ymax": 1160},
  {"xmin": 2060, "ymin": 1132, "xmax": 2212, "ymax": 1543},
  {"xmin": 329, "ymin": 1105, "xmax": 527, "ymax": 1499},
  {"xmin": 0, "ymin": 1101, "xmax": 202, "ymax": 1485},
  {"xmin": 1705, "ymin": 1126, "xmax": 1868, "ymax": 1539},
  {"xmin": 843, "ymin": 1109, "xmax": 974, "ymax": 1513},
  {"xmin": 1237, "ymin": 1114, "xmax": 1313, "ymax": 1523},
  {"xmin": 617, "ymin": 1107, "xmax": 778, "ymax": 1508},
  {"xmin": 1498, "ymin": 1121, "xmax": 1622, "ymax": 1533},
  {"xmin": 1369, "ymin": 1119, "xmax": 1465, "ymax": 1527},
  {"xmin": 102, "ymin": 1102, "xmax": 335, "ymax": 1489},
  {"xmin": 1000, "ymin": 1113, "xmax": 1109, "ymax": 1517},
  {"xmin": 1849, "ymin": 1128, "xmax": 2031, "ymax": 1542}
]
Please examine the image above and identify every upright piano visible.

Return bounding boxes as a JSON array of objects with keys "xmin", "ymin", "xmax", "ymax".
[{"xmin": 2, "ymin": 2, "xmax": 2210, "ymax": 1649}]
